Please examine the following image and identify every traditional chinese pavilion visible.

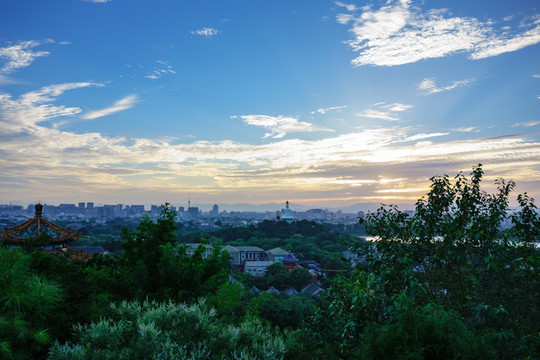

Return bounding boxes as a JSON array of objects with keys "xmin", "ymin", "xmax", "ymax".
[
  {"xmin": 282, "ymin": 252, "xmax": 302, "ymax": 270},
  {"xmin": 0, "ymin": 203, "xmax": 82, "ymax": 248}
]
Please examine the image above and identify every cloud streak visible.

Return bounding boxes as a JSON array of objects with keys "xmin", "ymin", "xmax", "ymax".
[
  {"xmin": 418, "ymin": 77, "xmax": 475, "ymax": 95},
  {"xmin": 337, "ymin": 0, "xmax": 540, "ymax": 66},
  {"xmin": 145, "ymin": 60, "xmax": 176, "ymax": 79},
  {"xmin": 312, "ymin": 105, "xmax": 348, "ymax": 114},
  {"xmin": 238, "ymin": 114, "xmax": 335, "ymax": 138},
  {"xmin": 81, "ymin": 95, "xmax": 138, "ymax": 120},
  {"xmin": 356, "ymin": 102, "xmax": 413, "ymax": 121}
]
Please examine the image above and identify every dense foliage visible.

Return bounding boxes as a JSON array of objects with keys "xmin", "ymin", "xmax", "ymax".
[
  {"xmin": 49, "ymin": 300, "xmax": 286, "ymax": 360},
  {"xmin": 302, "ymin": 165, "xmax": 539, "ymax": 359}
]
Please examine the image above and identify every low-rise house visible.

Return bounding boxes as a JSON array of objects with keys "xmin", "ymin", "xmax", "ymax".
[
  {"xmin": 267, "ymin": 247, "xmax": 289, "ymax": 263},
  {"xmin": 301, "ymin": 283, "xmax": 325, "ymax": 297},
  {"xmin": 266, "ymin": 286, "xmax": 280, "ymax": 295},
  {"xmin": 244, "ymin": 260, "xmax": 274, "ymax": 276},
  {"xmin": 284, "ymin": 287, "xmax": 299, "ymax": 296},
  {"xmin": 223, "ymin": 245, "xmax": 267, "ymax": 267}
]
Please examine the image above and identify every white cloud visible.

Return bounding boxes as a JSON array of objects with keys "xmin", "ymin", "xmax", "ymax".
[
  {"xmin": 356, "ymin": 102, "xmax": 413, "ymax": 121},
  {"xmin": 337, "ymin": 0, "xmax": 540, "ymax": 66},
  {"xmin": 191, "ymin": 28, "xmax": 219, "ymax": 37},
  {"xmin": 357, "ymin": 109, "xmax": 400, "ymax": 121},
  {"xmin": 145, "ymin": 60, "xmax": 176, "ymax": 79},
  {"xmin": 452, "ymin": 127, "xmax": 479, "ymax": 133},
  {"xmin": 532, "ymin": 74, "xmax": 540, "ymax": 78},
  {"xmin": 511, "ymin": 121, "xmax": 540, "ymax": 127},
  {"xmin": 418, "ymin": 77, "xmax": 474, "ymax": 95},
  {"xmin": 335, "ymin": 1, "xmax": 357, "ymax": 12},
  {"xmin": 336, "ymin": 13, "xmax": 354, "ymax": 25},
  {"xmin": 83, "ymin": 0, "xmax": 111, "ymax": 3},
  {"xmin": 81, "ymin": 95, "xmax": 138, "ymax": 120},
  {"xmin": 0, "ymin": 82, "xmax": 102, "ymax": 130},
  {"xmin": 381, "ymin": 103, "xmax": 414, "ymax": 112},
  {"xmin": 312, "ymin": 105, "xmax": 347, "ymax": 114},
  {"xmin": 240, "ymin": 114, "xmax": 334, "ymax": 138},
  {"xmin": 0, "ymin": 40, "xmax": 50, "ymax": 74}
]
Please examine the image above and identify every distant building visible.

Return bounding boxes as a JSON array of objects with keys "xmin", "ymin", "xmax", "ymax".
[
  {"xmin": 281, "ymin": 201, "xmax": 294, "ymax": 222},
  {"xmin": 267, "ymin": 247, "xmax": 289, "ymax": 263},
  {"xmin": 282, "ymin": 252, "xmax": 302, "ymax": 270},
  {"xmin": 301, "ymin": 283, "xmax": 325, "ymax": 297},
  {"xmin": 211, "ymin": 204, "xmax": 219, "ymax": 216},
  {"xmin": 187, "ymin": 207, "xmax": 199, "ymax": 218},
  {"xmin": 244, "ymin": 260, "xmax": 274, "ymax": 276},
  {"xmin": 223, "ymin": 245, "xmax": 267, "ymax": 268}
]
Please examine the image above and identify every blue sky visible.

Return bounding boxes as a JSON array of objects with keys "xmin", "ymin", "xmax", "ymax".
[{"xmin": 0, "ymin": 0, "xmax": 539, "ymax": 209}]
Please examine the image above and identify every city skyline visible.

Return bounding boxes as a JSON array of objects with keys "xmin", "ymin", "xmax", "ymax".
[{"xmin": 1, "ymin": 0, "xmax": 539, "ymax": 208}]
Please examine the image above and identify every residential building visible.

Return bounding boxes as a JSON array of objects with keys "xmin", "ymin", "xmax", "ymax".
[{"xmin": 244, "ymin": 260, "xmax": 274, "ymax": 276}]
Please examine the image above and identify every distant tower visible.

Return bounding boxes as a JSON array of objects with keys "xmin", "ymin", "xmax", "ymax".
[{"xmin": 281, "ymin": 201, "xmax": 294, "ymax": 222}]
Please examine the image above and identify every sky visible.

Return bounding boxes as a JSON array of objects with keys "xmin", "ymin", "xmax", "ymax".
[{"xmin": 0, "ymin": 0, "xmax": 539, "ymax": 210}]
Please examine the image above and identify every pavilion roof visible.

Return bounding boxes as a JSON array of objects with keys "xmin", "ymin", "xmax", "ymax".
[
  {"xmin": 0, "ymin": 204, "xmax": 82, "ymax": 245},
  {"xmin": 282, "ymin": 253, "xmax": 300, "ymax": 263}
]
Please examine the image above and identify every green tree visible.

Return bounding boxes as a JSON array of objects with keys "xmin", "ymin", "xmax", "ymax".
[
  {"xmin": 306, "ymin": 165, "xmax": 539, "ymax": 359},
  {"xmin": 0, "ymin": 248, "xmax": 62, "ymax": 359}
]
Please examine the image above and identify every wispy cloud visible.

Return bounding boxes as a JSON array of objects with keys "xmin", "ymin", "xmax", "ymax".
[
  {"xmin": 532, "ymin": 74, "xmax": 540, "ymax": 78},
  {"xmin": 511, "ymin": 121, "xmax": 540, "ymax": 127},
  {"xmin": 145, "ymin": 60, "xmax": 176, "ymax": 79},
  {"xmin": 336, "ymin": 0, "xmax": 540, "ymax": 66},
  {"xmin": 0, "ymin": 82, "xmax": 102, "ymax": 131},
  {"xmin": 81, "ymin": 95, "xmax": 138, "ymax": 120},
  {"xmin": 452, "ymin": 127, "xmax": 480, "ymax": 133},
  {"xmin": 357, "ymin": 109, "xmax": 400, "ymax": 121},
  {"xmin": 83, "ymin": 0, "xmax": 111, "ymax": 3},
  {"xmin": 418, "ymin": 78, "xmax": 474, "ymax": 95},
  {"xmin": 0, "ymin": 40, "xmax": 50, "ymax": 74},
  {"xmin": 381, "ymin": 103, "xmax": 414, "ymax": 112},
  {"xmin": 334, "ymin": 1, "xmax": 357, "ymax": 12},
  {"xmin": 191, "ymin": 27, "xmax": 219, "ymax": 37},
  {"xmin": 237, "ymin": 114, "xmax": 334, "ymax": 138},
  {"xmin": 312, "ymin": 105, "xmax": 347, "ymax": 114},
  {"xmin": 356, "ymin": 102, "xmax": 413, "ymax": 121}
]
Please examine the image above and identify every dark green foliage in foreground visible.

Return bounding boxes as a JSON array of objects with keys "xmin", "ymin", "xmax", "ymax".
[
  {"xmin": 250, "ymin": 292, "xmax": 317, "ymax": 330},
  {"xmin": 0, "ymin": 248, "xmax": 62, "ymax": 359},
  {"xmin": 303, "ymin": 165, "xmax": 539, "ymax": 359},
  {"xmin": 48, "ymin": 300, "xmax": 286, "ymax": 360}
]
